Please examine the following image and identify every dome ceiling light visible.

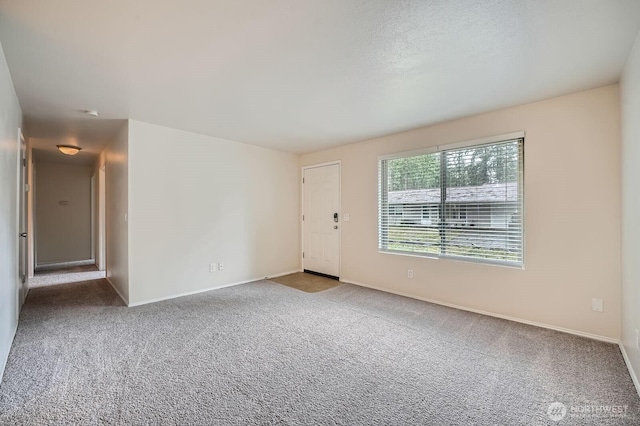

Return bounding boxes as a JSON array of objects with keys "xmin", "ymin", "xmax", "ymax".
[{"xmin": 56, "ymin": 145, "xmax": 82, "ymax": 156}]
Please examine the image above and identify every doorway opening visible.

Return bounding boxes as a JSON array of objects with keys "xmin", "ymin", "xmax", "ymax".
[{"xmin": 28, "ymin": 150, "xmax": 106, "ymax": 287}]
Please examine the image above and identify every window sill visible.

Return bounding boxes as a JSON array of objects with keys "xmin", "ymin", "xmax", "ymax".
[{"xmin": 378, "ymin": 249, "xmax": 524, "ymax": 269}]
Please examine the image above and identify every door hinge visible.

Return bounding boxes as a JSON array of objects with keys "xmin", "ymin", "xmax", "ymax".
[
  {"xmin": 23, "ymin": 159, "xmax": 26, "ymax": 167},
  {"xmin": 302, "ymin": 215, "xmax": 304, "ymax": 221},
  {"xmin": 302, "ymin": 252, "xmax": 305, "ymax": 258},
  {"xmin": 302, "ymin": 178, "xmax": 305, "ymax": 183}
]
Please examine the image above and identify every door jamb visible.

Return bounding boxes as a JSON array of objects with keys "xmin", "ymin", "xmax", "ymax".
[
  {"xmin": 90, "ymin": 174, "xmax": 96, "ymax": 262},
  {"xmin": 97, "ymin": 165, "xmax": 106, "ymax": 271},
  {"xmin": 16, "ymin": 128, "xmax": 27, "ymax": 311},
  {"xmin": 300, "ymin": 160, "xmax": 341, "ymax": 279}
]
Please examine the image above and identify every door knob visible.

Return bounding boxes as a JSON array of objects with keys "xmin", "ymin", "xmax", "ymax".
[{"xmin": 19, "ymin": 232, "xmax": 27, "ymax": 238}]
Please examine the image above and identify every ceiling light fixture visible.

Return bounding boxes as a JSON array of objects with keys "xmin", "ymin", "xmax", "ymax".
[
  {"xmin": 84, "ymin": 110, "xmax": 99, "ymax": 117},
  {"xmin": 57, "ymin": 145, "xmax": 82, "ymax": 156}
]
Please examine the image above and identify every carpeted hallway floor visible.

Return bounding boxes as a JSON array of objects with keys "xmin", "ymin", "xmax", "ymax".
[
  {"xmin": 29, "ymin": 265, "xmax": 106, "ymax": 288},
  {"xmin": 0, "ymin": 279, "xmax": 638, "ymax": 425}
]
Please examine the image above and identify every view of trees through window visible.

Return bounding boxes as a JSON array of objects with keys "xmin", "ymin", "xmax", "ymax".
[
  {"xmin": 380, "ymin": 139, "xmax": 524, "ymax": 265},
  {"xmin": 388, "ymin": 153, "xmax": 440, "ymax": 191},
  {"xmin": 387, "ymin": 142, "xmax": 520, "ymax": 191}
]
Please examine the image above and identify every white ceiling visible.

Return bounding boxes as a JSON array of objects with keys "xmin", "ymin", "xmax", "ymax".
[{"xmin": 0, "ymin": 0, "xmax": 639, "ymax": 156}]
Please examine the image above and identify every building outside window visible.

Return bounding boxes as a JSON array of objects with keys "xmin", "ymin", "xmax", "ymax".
[{"xmin": 378, "ymin": 135, "xmax": 524, "ymax": 266}]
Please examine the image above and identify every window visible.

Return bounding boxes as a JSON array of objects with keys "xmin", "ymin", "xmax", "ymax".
[
  {"xmin": 378, "ymin": 135, "xmax": 524, "ymax": 266},
  {"xmin": 389, "ymin": 205, "xmax": 402, "ymax": 216}
]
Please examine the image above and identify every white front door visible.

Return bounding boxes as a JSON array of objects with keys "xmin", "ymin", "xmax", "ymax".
[{"xmin": 303, "ymin": 163, "xmax": 340, "ymax": 278}]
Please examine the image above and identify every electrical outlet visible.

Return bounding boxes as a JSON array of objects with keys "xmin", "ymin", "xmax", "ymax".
[
  {"xmin": 591, "ymin": 298, "xmax": 603, "ymax": 313},
  {"xmin": 407, "ymin": 269, "xmax": 414, "ymax": 279},
  {"xmin": 218, "ymin": 262, "xmax": 224, "ymax": 271},
  {"xmin": 209, "ymin": 263, "xmax": 217, "ymax": 273}
]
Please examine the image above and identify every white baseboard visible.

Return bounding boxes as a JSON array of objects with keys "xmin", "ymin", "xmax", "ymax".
[
  {"xmin": 127, "ymin": 272, "xmax": 298, "ymax": 308},
  {"xmin": 35, "ymin": 259, "xmax": 95, "ymax": 272},
  {"xmin": 345, "ymin": 277, "xmax": 640, "ymax": 397},
  {"xmin": 266, "ymin": 269, "xmax": 302, "ymax": 279},
  {"xmin": 0, "ymin": 322, "xmax": 18, "ymax": 383},
  {"xmin": 106, "ymin": 277, "xmax": 129, "ymax": 306},
  {"xmin": 619, "ymin": 342, "xmax": 640, "ymax": 398},
  {"xmin": 340, "ymin": 278, "xmax": 619, "ymax": 344}
]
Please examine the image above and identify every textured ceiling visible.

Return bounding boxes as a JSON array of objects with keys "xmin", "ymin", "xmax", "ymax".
[{"xmin": 0, "ymin": 0, "xmax": 639, "ymax": 156}]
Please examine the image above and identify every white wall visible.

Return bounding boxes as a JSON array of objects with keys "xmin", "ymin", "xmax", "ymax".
[
  {"xmin": 103, "ymin": 122, "xmax": 130, "ymax": 303},
  {"xmin": 301, "ymin": 85, "xmax": 621, "ymax": 340},
  {"xmin": 621, "ymin": 32, "xmax": 640, "ymax": 390},
  {"xmin": 0, "ymin": 40, "xmax": 23, "ymax": 379},
  {"xmin": 127, "ymin": 120, "xmax": 299, "ymax": 305},
  {"xmin": 34, "ymin": 161, "xmax": 92, "ymax": 264},
  {"xmin": 26, "ymin": 146, "xmax": 34, "ymax": 277}
]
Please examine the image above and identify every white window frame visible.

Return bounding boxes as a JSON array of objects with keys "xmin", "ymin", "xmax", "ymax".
[{"xmin": 378, "ymin": 132, "xmax": 525, "ymax": 268}]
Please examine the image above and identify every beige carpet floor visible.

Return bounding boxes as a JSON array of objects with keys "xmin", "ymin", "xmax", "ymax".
[{"xmin": 1, "ymin": 279, "xmax": 638, "ymax": 425}]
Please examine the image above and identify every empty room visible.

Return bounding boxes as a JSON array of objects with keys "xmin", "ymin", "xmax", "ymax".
[{"xmin": 1, "ymin": 0, "xmax": 640, "ymax": 424}]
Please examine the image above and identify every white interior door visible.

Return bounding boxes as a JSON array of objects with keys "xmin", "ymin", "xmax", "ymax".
[{"xmin": 303, "ymin": 163, "xmax": 340, "ymax": 278}]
